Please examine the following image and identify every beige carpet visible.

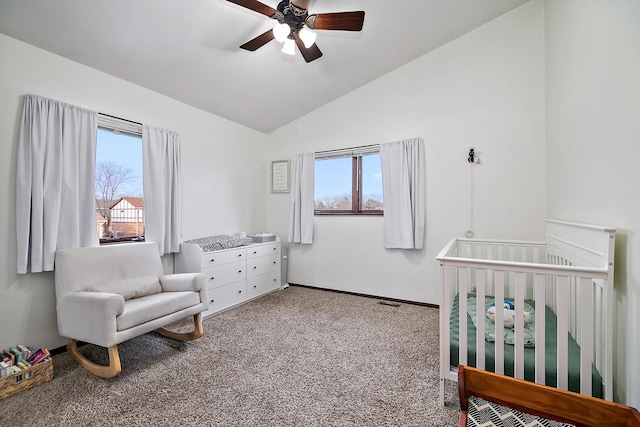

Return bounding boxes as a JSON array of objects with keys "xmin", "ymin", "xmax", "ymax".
[{"xmin": 0, "ymin": 286, "xmax": 460, "ymax": 426}]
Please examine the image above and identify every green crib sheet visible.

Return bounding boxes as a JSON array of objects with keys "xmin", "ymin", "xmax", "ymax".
[{"xmin": 449, "ymin": 294, "xmax": 603, "ymax": 398}]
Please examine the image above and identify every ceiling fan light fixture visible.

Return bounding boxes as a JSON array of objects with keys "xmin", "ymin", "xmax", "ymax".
[
  {"xmin": 282, "ymin": 38, "xmax": 296, "ymax": 55},
  {"xmin": 273, "ymin": 22, "xmax": 291, "ymax": 43},
  {"xmin": 298, "ymin": 26, "xmax": 316, "ymax": 48}
]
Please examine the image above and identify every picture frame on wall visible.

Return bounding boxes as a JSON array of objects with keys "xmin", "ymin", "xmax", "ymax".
[{"xmin": 271, "ymin": 160, "xmax": 290, "ymax": 193}]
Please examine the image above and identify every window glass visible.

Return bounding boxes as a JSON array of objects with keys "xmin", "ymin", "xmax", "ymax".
[
  {"xmin": 95, "ymin": 129, "xmax": 144, "ymax": 242},
  {"xmin": 315, "ymin": 157, "xmax": 353, "ymax": 211},
  {"xmin": 315, "ymin": 152, "xmax": 383, "ymax": 214},
  {"xmin": 361, "ymin": 153, "xmax": 383, "ymax": 211}
]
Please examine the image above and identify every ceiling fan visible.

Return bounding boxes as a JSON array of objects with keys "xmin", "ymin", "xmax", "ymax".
[{"xmin": 227, "ymin": 0, "xmax": 365, "ymax": 63}]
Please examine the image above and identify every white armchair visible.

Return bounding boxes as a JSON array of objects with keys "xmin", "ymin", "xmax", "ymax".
[{"xmin": 54, "ymin": 242, "xmax": 207, "ymax": 378}]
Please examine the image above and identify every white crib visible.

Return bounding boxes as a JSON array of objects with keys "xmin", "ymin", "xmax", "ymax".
[{"xmin": 437, "ymin": 219, "xmax": 615, "ymax": 406}]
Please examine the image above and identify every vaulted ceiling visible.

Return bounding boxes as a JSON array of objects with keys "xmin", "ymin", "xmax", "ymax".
[{"xmin": 0, "ymin": 0, "xmax": 528, "ymax": 133}]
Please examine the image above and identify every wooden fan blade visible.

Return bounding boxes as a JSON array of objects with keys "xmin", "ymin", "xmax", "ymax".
[
  {"xmin": 294, "ymin": 34, "xmax": 323, "ymax": 63},
  {"xmin": 226, "ymin": 0, "xmax": 277, "ymax": 17},
  {"xmin": 240, "ymin": 29, "xmax": 275, "ymax": 51},
  {"xmin": 310, "ymin": 11, "xmax": 365, "ymax": 31}
]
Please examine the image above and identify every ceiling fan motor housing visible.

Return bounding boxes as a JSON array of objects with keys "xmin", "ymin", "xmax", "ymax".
[{"xmin": 274, "ymin": 0, "xmax": 311, "ymax": 37}]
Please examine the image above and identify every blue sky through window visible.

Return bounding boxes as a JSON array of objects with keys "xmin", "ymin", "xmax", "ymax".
[
  {"xmin": 315, "ymin": 154, "xmax": 382, "ymax": 201},
  {"xmin": 362, "ymin": 154, "xmax": 383, "ymax": 198},
  {"xmin": 96, "ymin": 129, "xmax": 143, "ymax": 197}
]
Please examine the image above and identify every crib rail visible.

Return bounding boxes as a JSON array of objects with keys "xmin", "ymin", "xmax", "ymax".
[{"xmin": 437, "ymin": 222, "xmax": 615, "ymax": 406}]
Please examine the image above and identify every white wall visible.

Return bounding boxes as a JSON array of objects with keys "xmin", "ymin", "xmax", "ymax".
[
  {"xmin": 0, "ymin": 33, "xmax": 269, "ymax": 350},
  {"xmin": 266, "ymin": 1, "xmax": 546, "ymax": 304},
  {"xmin": 544, "ymin": 0, "xmax": 640, "ymax": 406}
]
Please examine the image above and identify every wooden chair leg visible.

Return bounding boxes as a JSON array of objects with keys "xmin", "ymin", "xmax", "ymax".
[
  {"xmin": 155, "ymin": 313, "xmax": 204, "ymax": 342},
  {"xmin": 67, "ymin": 339, "xmax": 122, "ymax": 378}
]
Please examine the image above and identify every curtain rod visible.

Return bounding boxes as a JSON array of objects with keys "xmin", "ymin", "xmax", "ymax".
[
  {"xmin": 99, "ymin": 112, "xmax": 142, "ymax": 126},
  {"xmin": 315, "ymin": 144, "xmax": 380, "ymax": 159}
]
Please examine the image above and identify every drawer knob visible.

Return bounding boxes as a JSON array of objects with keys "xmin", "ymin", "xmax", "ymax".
[
  {"xmin": 210, "ymin": 299, "xmax": 214, "ymax": 303},
  {"xmin": 210, "ymin": 259, "xmax": 215, "ymax": 262},
  {"xmin": 253, "ymin": 266, "xmax": 257, "ymax": 270},
  {"xmin": 273, "ymin": 278, "xmax": 277, "ymax": 282},
  {"xmin": 238, "ymin": 254, "xmax": 242, "ymax": 257},
  {"xmin": 238, "ymin": 290, "xmax": 242, "ymax": 294},
  {"xmin": 238, "ymin": 270, "xmax": 242, "ymax": 273},
  {"xmin": 273, "ymin": 261, "xmax": 276, "ymax": 264},
  {"xmin": 210, "ymin": 277, "xmax": 215, "ymax": 280},
  {"xmin": 273, "ymin": 247, "xmax": 276, "ymax": 251},
  {"xmin": 253, "ymin": 285, "xmax": 257, "ymax": 288},
  {"xmin": 253, "ymin": 251, "xmax": 257, "ymax": 254}
]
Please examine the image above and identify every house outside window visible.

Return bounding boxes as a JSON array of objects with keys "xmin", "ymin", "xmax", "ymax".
[{"xmin": 109, "ymin": 197, "xmax": 144, "ymax": 238}]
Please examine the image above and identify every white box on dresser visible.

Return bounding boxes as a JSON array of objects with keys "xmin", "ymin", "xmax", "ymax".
[{"xmin": 175, "ymin": 237, "xmax": 281, "ymax": 317}]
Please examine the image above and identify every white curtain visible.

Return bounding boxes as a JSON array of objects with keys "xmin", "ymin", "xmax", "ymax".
[
  {"xmin": 16, "ymin": 94, "xmax": 99, "ymax": 274},
  {"xmin": 142, "ymin": 125, "xmax": 182, "ymax": 255},
  {"xmin": 288, "ymin": 153, "xmax": 315, "ymax": 244},
  {"xmin": 380, "ymin": 137, "xmax": 425, "ymax": 249}
]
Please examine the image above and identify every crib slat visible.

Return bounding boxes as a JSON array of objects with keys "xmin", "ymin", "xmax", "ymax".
[
  {"xmin": 534, "ymin": 274, "xmax": 546, "ymax": 385},
  {"xmin": 494, "ymin": 270, "xmax": 505, "ymax": 375},
  {"xmin": 557, "ymin": 276, "xmax": 570, "ymax": 390},
  {"xmin": 594, "ymin": 286, "xmax": 603, "ymax": 387},
  {"xmin": 580, "ymin": 277, "xmax": 593, "ymax": 396},
  {"xmin": 476, "ymin": 269, "xmax": 486, "ymax": 370},
  {"xmin": 440, "ymin": 263, "xmax": 451, "ymax": 406},
  {"xmin": 489, "ymin": 247, "xmax": 496, "ymax": 295},
  {"xmin": 459, "ymin": 268, "xmax": 468, "ymax": 367},
  {"xmin": 514, "ymin": 272, "xmax": 526, "ymax": 379}
]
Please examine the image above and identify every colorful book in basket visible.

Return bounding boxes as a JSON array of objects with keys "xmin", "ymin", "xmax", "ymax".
[
  {"xmin": 27, "ymin": 348, "xmax": 50, "ymax": 365},
  {"xmin": 1, "ymin": 351, "xmax": 13, "ymax": 366},
  {"xmin": 8, "ymin": 347, "xmax": 23, "ymax": 364}
]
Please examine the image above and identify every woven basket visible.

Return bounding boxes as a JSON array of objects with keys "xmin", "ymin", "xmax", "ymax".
[{"xmin": 0, "ymin": 357, "xmax": 53, "ymax": 401}]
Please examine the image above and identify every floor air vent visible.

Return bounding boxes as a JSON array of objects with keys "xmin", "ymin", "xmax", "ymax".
[{"xmin": 378, "ymin": 301, "xmax": 401, "ymax": 307}]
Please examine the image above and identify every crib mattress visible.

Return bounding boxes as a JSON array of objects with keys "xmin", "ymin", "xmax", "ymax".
[{"xmin": 450, "ymin": 294, "xmax": 603, "ymax": 398}]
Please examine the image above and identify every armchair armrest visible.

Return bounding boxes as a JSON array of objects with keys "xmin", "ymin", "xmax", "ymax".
[
  {"xmin": 159, "ymin": 273, "xmax": 206, "ymax": 292},
  {"xmin": 57, "ymin": 292, "xmax": 125, "ymax": 347}
]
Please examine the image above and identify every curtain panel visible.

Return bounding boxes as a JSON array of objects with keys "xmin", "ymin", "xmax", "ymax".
[
  {"xmin": 288, "ymin": 153, "xmax": 315, "ymax": 244},
  {"xmin": 16, "ymin": 94, "xmax": 99, "ymax": 274},
  {"xmin": 380, "ymin": 137, "xmax": 426, "ymax": 249},
  {"xmin": 142, "ymin": 125, "xmax": 182, "ymax": 255}
]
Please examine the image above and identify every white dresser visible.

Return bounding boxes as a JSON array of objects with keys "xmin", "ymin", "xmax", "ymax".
[{"xmin": 175, "ymin": 237, "xmax": 281, "ymax": 318}]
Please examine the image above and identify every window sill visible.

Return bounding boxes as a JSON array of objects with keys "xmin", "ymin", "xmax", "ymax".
[
  {"xmin": 314, "ymin": 211, "xmax": 383, "ymax": 216},
  {"xmin": 99, "ymin": 236, "xmax": 145, "ymax": 245}
]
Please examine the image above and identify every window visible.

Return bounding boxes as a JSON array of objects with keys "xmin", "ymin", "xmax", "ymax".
[
  {"xmin": 314, "ymin": 146, "xmax": 383, "ymax": 215},
  {"xmin": 96, "ymin": 115, "xmax": 144, "ymax": 243}
]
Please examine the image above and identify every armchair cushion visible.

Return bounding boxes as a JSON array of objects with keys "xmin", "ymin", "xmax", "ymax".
[
  {"xmin": 116, "ymin": 291, "xmax": 201, "ymax": 331},
  {"xmin": 88, "ymin": 275, "xmax": 162, "ymax": 301}
]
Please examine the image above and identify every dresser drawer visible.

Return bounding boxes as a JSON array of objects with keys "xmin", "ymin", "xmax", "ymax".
[
  {"xmin": 247, "ymin": 253, "xmax": 280, "ymax": 278},
  {"xmin": 246, "ymin": 243, "xmax": 280, "ymax": 259},
  {"xmin": 203, "ymin": 260, "xmax": 246, "ymax": 288},
  {"xmin": 204, "ymin": 281, "xmax": 247, "ymax": 315},
  {"xmin": 200, "ymin": 248, "xmax": 245, "ymax": 269},
  {"xmin": 247, "ymin": 270, "xmax": 280, "ymax": 299}
]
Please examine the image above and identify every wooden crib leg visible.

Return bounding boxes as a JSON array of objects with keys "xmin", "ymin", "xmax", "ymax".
[{"xmin": 155, "ymin": 313, "xmax": 204, "ymax": 342}]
